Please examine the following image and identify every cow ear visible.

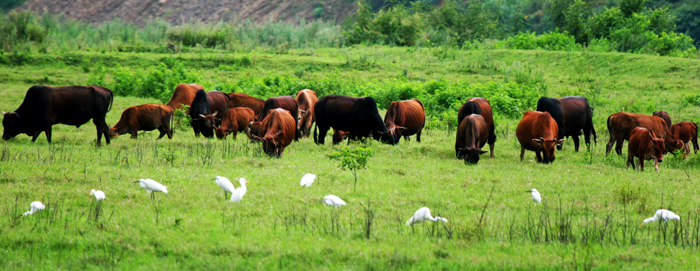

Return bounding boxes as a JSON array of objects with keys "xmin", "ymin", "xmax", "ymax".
[
  {"xmin": 532, "ymin": 138, "xmax": 542, "ymax": 143},
  {"xmin": 397, "ymin": 126, "xmax": 407, "ymax": 132},
  {"xmin": 478, "ymin": 149, "xmax": 488, "ymax": 154},
  {"xmin": 199, "ymin": 114, "xmax": 206, "ymax": 119},
  {"xmin": 556, "ymin": 139, "xmax": 566, "ymax": 144},
  {"xmin": 212, "ymin": 111, "xmax": 218, "ymax": 118},
  {"xmin": 300, "ymin": 110, "xmax": 308, "ymax": 116}
]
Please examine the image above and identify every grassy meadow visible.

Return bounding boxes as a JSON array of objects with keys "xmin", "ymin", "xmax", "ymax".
[{"xmin": 1, "ymin": 46, "xmax": 700, "ymax": 269}]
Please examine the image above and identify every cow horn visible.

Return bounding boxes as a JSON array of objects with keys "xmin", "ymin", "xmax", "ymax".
[
  {"xmin": 199, "ymin": 114, "xmax": 206, "ymax": 119},
  {"xmin": 1, "ymin": 111, "xmax": 4, "ymax": 115},
  {"xmin": 212, "ymin": 111, "xmax": 217, "ymax": 118}
]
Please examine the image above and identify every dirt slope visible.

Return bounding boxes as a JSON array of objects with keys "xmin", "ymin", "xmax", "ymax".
[{"xmin": 18, "ymin": 0, "xmax": 357, "ymax": 25}]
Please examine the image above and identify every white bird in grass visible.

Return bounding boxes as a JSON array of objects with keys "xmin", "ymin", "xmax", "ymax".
[
  {"xmin": 213, "ymin": 176, "xmax": 235, "ymax": 199},
  {"xmin": 300, "ymin": 173, "xmax": 316, "ymax": 187},
  {"xmin": 134, "ymin": 179, "xmax": 168, "ymax": 199},
  {"xmin": 90, "ymin": 189, "xmax": 105, "ymax": 201},
  {"xmin": 405, "ymin": 207, "xmax": 449, "ymax": 226},
  {"xmin": 527, "ymin": 188, "xmax": 541, "ymax": 204},
  {"xmin": 640, "ymin": 209, "xmax": 680, "ymax": 227},
  {"xmin": 23, "ymin": 201, "xmax": 45, "ymax": 216},
  {"xmin": 230, "ymin": 178, "xmax": 250, "ymax": 203},
  {"xmin": 321, "ymin": 195, "xmax": 345, "ymax": 207}
]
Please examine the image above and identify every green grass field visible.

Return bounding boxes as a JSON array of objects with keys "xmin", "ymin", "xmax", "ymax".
[{"xmin": 1, "ymin": 46, "xmax": 700, "ymax": 269}]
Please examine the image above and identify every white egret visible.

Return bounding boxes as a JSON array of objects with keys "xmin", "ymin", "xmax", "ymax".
[
  {"xmin": 90, "ymin": 189, "xmax": 105, "ymax": 201},
  {"xmin": 527, "ymin": 189, "xmax": 541, "ymax": 204},
  {"xmin": 321, "ymin": 195, "xmax": 346, "ymax": 207},
  {"xmin": 23, "ymin": 201, "xmax": 45, "ymax": 216},
  {"xmin": 300, "ymin": 173, "xmax": 316, "ymax": 187},
  {"xmin": 213, "ymin": 176, "xmax": 235, "ymax": 199},
  {"xmin": 640, "ymin": 209, "xmax": 680, "ymax": 227},
  {"xmin": 134, "ymin": 178, "xmax": 168, "ymax": 199},
  {"xmin": 230, "ymin": 178, "xmax": 250, "ymax": 203},
  {"xmin": 405, "ymin": 207, "xmax": 449, "ymax": 226}
]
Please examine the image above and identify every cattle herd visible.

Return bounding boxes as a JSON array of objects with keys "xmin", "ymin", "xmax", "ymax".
[{"xmin": 2, "ymin": 84, "xmax": 699, "ymax": 170}]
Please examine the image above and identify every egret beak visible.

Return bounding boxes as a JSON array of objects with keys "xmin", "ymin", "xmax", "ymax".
[
  {"xmin": 638, "ymin": 223, "xmax": 645, "ymax": 228},
  {"xmin": 133, "ymin": 181, "xmax": 140, "ymax": 183},
  {"xmin": 89, "ymin": 192, "xmax": 94, "ymax": 196},
  {"xmin": 246, "ymin": 180, "xmax": 250, "ymax": 184}
]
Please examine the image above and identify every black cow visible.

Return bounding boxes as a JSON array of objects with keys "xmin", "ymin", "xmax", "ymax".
[
  {"xmin": 313, "ymin": 95, "xmax": 395, "ymax": 145},
  {"xmin": 2, "ymin": 85, "xmax": 113, "ymax": 145},
  {"xmin": 536, "ymin": 96, "xmax": 597, "ymax": 151},
  {"xmin": 190, "ymin": 89, "xmax": 214, "ymax": 138}
]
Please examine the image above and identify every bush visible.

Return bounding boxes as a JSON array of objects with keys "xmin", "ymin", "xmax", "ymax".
[
  {"xmin": 505, "ymin": 31, "xmax": 578, "ymax": 51},
  {"xmin": 166, "ymin": 23, "xmax": 231, "ymax": 48}
]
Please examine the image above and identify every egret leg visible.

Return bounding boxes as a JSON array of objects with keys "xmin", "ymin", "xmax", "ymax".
[
  {"xmin": 223, "ymin": 191, "xmax": 227, "ymax": 199},
  {"xmin": 151, "ymin": 192, "xmax": 155, "ymax": 200}
]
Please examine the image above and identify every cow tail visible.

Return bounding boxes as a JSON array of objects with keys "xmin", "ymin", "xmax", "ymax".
[
  {"xmin": 313, "ymin": 123, "xmax": 318, "ymax": 144},
  {"xmin": 107, "ymin": 88, "xmax": 114, "ymax": 113}
]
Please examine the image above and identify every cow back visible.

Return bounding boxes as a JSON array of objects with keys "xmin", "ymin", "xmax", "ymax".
[
  {"xmin": 295, "ymin": 89, "xmax": 318, "ymax": 134},
  {"xmin": 670, "ymin": 121, "xmax": 698, "ymax": 143},
  {"xmin": 259, "ymin": 96, "xmax": 299, "ymax": 125},
  {"xmin": 315, "ymin": 95, "xmax": 389, "ymax": 140},
  {"xmin": 228, "ymin": 93, "xmax": 264, "ymax": 118},
  {"xmin": 628, "ymin": 127, "xmax": 664, "ymax": 162},
  {"xmin": 536, "ymin": 97, "xmax": 565, "ymax": 139},
  {"xmin": 384, "ymin": 99, "xmax": 425, "ymax": 139},
  {"xmin": 652, "ymin": 111, "xmax": 672, "ymax": 128},
  {"xmin": 166, "ymin": 83, "xmax": 202, "ymax": 110},
  {"xmin": 516, "ymin": 111, "xmax": 559, "ymax": 151},
  {"xmin": 260, "ymin": 109, "xmax": 296, "ymax": 156},
  {"xmin": 558, "ymin": 96, "xmax": 592, "ymax": 137}
]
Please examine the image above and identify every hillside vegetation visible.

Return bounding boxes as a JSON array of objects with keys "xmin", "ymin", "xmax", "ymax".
[{"xmin": 1, "ymin": 45, "xmax": 700, "ymax": 269}]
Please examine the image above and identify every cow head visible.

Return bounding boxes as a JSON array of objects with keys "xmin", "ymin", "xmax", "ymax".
[
  {"xmin": 2, "ymin": 111, "xmax": 23, "ymax": 140},
  {"xmin": 215, "ymin": 127, "xmax": 228, "ymax": 140},
  {"xmin": 247, "ymin": 121, "xmax": 262, "ymax": 142},
  {"xmin": 332, "ymin": 129, "xmax": 349, "ymax": 145},
  {"xmin": 533, "ymin": 137, "xmax": 566, "ymax": 163},
  {"xmin": 459, "ymin": 147, "xmax": 488, "ymax": 164},
  {"xmin": 386, "ymin": 126, "xmax": 407, "ymax": 144},
  {"xmin": 258, "ymin": 131, "xmax": 283, "ymax": 157},
  {"xmin": 108, "ymin": 127, "xmax": 120, "ymax": 140},
  {"xmin": 376, "ymin": 130, "xmax": 397, "ymax": 145},
  {"xmin": 650, "ymin": 133, "xmax": 665, "ymax": 164},
  {"xmin": 196, "ymin": 112, "xmax": 218, "ymax": 129}
]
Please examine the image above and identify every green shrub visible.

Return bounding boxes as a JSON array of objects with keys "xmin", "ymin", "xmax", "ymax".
[
  {"xmin": 505, "ymin": 31, "xmax": 578, "ymax": 51},
  {"xmin": 166, "ymin": 23, "xmax": 231, "ymax": 48}
]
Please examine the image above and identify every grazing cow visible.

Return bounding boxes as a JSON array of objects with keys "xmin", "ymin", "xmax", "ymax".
[
  {"xmin": 228, "ymin": 93, "xmax": 265, "ymax": 119},
  {"xmin": 455, "ymin": 114, "xmax": 489, "ymax": 164},
  {"xmin": 110, "ymin": 103, "xmax": 173, "ymax": 140},
  {"xmin": 627, "ymin": 127, "xmax": 665, "ymax": 171},
  {"xmin": 246, "ymin": 121, "xmax": 262, "ymax": 142},
  {"xmin": 190, "ymin": 89, "xmax": 215, "ymax": 138},
  {"xmin": 313, "ymin": 95, "xmax": 395, "ymax": 145},
  {"xmin": 670, "ymin": 121, "xmax": 699, "ymax": 159},
  {"xmin": 606, "ymin": 112, "xmax": 683, "ymax": 156},
  {"xmin": 384, "ymin": 99, "xmax": 425, "ymax": 144},
  {"xmin": 332, "ymin": 129, "xmax": 351, "ymax": 145},
  {"xmin": 215, "ymin": 107, "xmax": 255, "ymax": 140},
  {"xmin": 207, "ymin": 91, "xmax": 231, "ymax": 125},
  {"xmin": 166, "ymin": 83, "xmax": 203, "ymax": 111},
  {"xmin": 458, "ymin": 98, "xmax": 496, "ymax": 157},
  {"xmin": 2, "ymin": 85, "xmax": 113, "ymax": 146},
  {"xmin": 652, "ymin": 111, "xmax": 672, "ymax": 128},
  {"xmin": 295, "ymin": 89, "xmax": 318, "ymax": 138},
  {"xmin": 259, "ymin": 96, "xmax": 299, "ymax": 127},
  {"xmin": 254, "ymin": 108, "xmax": 296, "ymax": 157},
  {"xmin": 516, "ymin": 111, "xmax": 565, "ymax": 164},
  {"xmin": 537, "ymin": 96, "xmax": 597, "ymax": 151}
]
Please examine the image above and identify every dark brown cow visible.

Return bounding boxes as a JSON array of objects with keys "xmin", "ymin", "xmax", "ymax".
[
  {"xmin": 166, "ymin": 83, "xmax": 203, "ymax": 111},
  {"xmin": 190, "ymin": 89, "xmax": 231, "ymax": 138},
  {"xmin": 384, "ymin": 99, "xmax": 425, "ymax": 144},
  {"xmin": 295, "ymin": 89, "xmax": 318, "ymax": 138},
  {"xmin": 652, "ymin": 111, "xmax": 672, "ymax": 128},
  {"xmin": 313, "ymin": 95, "xmax": 396, "ymax": 145},
  {"xmin": 458, "ymin": 98, "xmax": 496, "ymax": 158},
  {"xmin": 246, "ymin": 121, "xmax": 262, "ymax": 142},
  {"xmin": 110, "ymin": 103, "xmax": 173, "ymax": 140},
  {"xmin": 215, "ymin": 107, "xmax": 255, "ymax": 140},
  {"xmin": 228, "ymin": 93, "xmax": 265, "ymax": 119},
  {"xmin": 606, "ymin": 112, "xmax": 683, "ymax": 156},
  {"xmin": 516, "ymin": 111, "xmax": 565, "ymax": 164},
  {"xmin": 255, "ymin": 108, "xmax": 296, "ymax": 157},
  {"xmin": 455, "ymin": 114, "xmax": 489, "ymax": 164},
  {"xmin": 627, "ymin": 127, "xmax": 665, "ymax": 171},
  {"xmin": 537, "ymin": 96, "xmax": 597, "ymax": 151},
  {"xmin": 2, "ymin": 85, "xmax": 113, "ymax": 145},
  {"xmin": 259, "ymin": 96, "xmax": 299, "ymax": 140},
  {"xmin": 670, "ymin": 121, "xmax": 699, "ymax": 159}
]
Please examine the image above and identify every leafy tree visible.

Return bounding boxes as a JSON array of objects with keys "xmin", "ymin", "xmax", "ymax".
[
  {"xmin": 327, "ymin": 146, "xmax": 373, "ymax": 192},
  {"xmin": 674, "ymin": 2, "xmax": 700, "ymax": 46},
  {"xmin": 620, "ymin": 0, "xmax": 647, "ymax": 17}
]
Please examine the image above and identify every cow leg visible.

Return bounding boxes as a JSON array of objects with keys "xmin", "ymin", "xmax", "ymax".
[
  {"xmin": 614, "ymin": 135, "xmax": 624, "ymax": 156},
  {"xmin": 93, "ymin": 117, "xmax": 110, "ymax": 145},
  {"xmin": 416, "ymin": 129, "xmax": 422, "ymax": 142},
  {"xmin": 627, "ymin": 155, "xmax": 634, "ymax": 170},
  {"xmin": 316, "ymin": 126, "xmax": 329, "ymax": 145},
  {"xmin": 535, "ymin": 150, "xmax": 543, "ymax": 163},
  {"xmin": 605, "ymin": 138, "xmax": 615, "ymax": 156},
  {"xmin": 157, "ymin": 127, "xmax": 166, "ymax": 139},
  {"xmin": 693, "ymin": 136, "xmax": 699, "ymax": 154},
  {"xmin": 131, "ymin": 129, "xmax": 138, "ymax": 139},
  {"xmin": 519, "ymin": 146, "xmax": 525, "ymax": 162},
  {"xmin": 232, "ymin": 131, "xmax": 238, "ymax": 139},
  {"xmin": 639, "ymin": 159, "xmax": 644, "ymax": 171},
  {"xmin": 572, "ymin": 136, "xmax": 580, "ymax": 152}
]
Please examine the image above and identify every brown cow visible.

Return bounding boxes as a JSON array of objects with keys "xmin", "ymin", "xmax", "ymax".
[
  {"xmin": 332, "ymin": 129, "xmax": 360, "ymax": 145},
  {"xmin": 455, "ymin": 114, "xmax": 489, "ymax": 164},
  {"xmin": 215, "ymin": 107, "xmax": 255, "ymax": 140},
  {"xmin": 110, "ymin": 104, "xmax": 173, "ymax": 140},
  {"xmin": 295, "ymin": 89, "xmax": 318, "ymax": 138},
  {"xmin": 627, "ymin": 127, "xmax": 665, "ymax": 171},
  {"xmin": 255, "ymin": 108, "xmax": 296, "ymax": 157},
  {"xmin": 166, "ymin": 83, "xmax": 203, "ymax": 111},
  {"xmin": 606, "ymin": 112, "xmax": 683, "ymax": 156},
  {"xmin": 458, "ymin": 98, "xmax": 496, "ymax": 158},
  {"xmin": 670, "ymin": 121, "xmax": 699, "ymax": 159},
  {"xmin": 228, "ymin": 93, "xmax": 265, "ymax": 119},
  {"xmin": 652, "ymin": 111, "xmax": 672, "ymax": 128},
  {"xmin": 384, "ymin": 99, "xmax": 425, "ymax": 144},
  {"xmin": 516, "ymin": 111, "xmax": 565, "ymax": 164}
]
